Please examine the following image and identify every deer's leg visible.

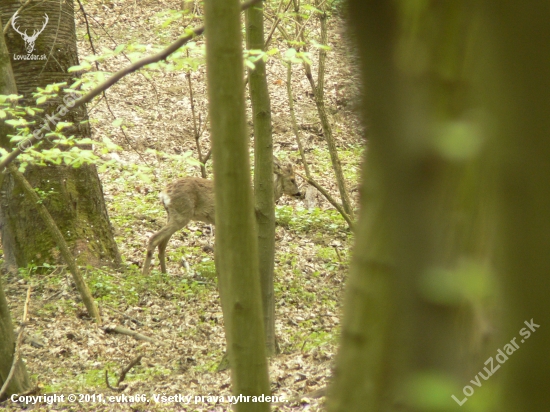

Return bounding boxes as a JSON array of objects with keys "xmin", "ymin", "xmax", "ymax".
[
  {"xmin": 143, "ymin": 237, "xmax": 156, "ymax": 275},
  {"xmin": 143, "ymin": 221, "xmax": 186, "ymax": 274},
  {"xmin": 158, "ymin": 236, "xmax": 172, "ymax": 274}
]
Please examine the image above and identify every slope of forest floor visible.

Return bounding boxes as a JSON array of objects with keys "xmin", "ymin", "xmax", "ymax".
[{"xmin": 3, "ymin": 0, "xmax": 362, "ymax": 410}]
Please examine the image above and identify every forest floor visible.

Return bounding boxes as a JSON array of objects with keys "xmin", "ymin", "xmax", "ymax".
[{"xmin": 3, "ymin": 0, "xmax": 363, "ymax": 410}]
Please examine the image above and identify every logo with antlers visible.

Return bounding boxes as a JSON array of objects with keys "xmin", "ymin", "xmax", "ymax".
[{"xmin": 11, "ymin": 11, "xmax": 49, "ymax": 54}]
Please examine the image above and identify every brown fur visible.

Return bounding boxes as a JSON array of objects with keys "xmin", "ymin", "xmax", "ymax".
[{"xmin": 143, "ymin": 159, "xmax": 300, "ymax": 274}]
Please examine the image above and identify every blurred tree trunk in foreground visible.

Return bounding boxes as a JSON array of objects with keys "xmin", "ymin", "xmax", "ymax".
[
  {"xmin": 479, "ymin": 3, "xmax": 550, "ymax": 411},
  {"xmin": 327, "ymin": 3, "xmax": 493, "ymax": 411},
  {"xmin": 326, "ymin": 0, "xmax": 550, "ymax": 411}
]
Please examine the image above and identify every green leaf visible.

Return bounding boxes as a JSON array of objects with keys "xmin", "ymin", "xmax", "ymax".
[
  {"xmin": 112, "ymin": 118, "xmax": 124, "ymax": 127},
  {"xmin": 5, "ymin": 119, "xmax": 22, "ymax": 126},
  {"xmin": 68, "ymin": 62, "xmax": 92, "ymax": 72},
  {"xmin": 69, "ymin": 79, "xmax": 83, "ymax": 89},
  {"xmin": 284, "ymin": 48, "xmax": 297, "ymax": 60},
  {"xmin": 302, "ymin": 4, "xmax": 321, "ymax": 13},
  {"xmin": 55, "ymin": 122, "xmax": 73, "ymax": 131},
  {"xmin": 102, "ymin": 137, "xmax": 122, "ymax": 151},
  {"xmin": 78, "ymin": 138, "xmax": 95, "ymax": 145},
  {"xmin": 311, "ymin": 40, "xmax": 332, "ymax": 51}
]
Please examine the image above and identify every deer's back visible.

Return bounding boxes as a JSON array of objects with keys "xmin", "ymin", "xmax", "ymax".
[{"xmin": 161, "ymin": 177, "xmax": 215, "ymax": 225}]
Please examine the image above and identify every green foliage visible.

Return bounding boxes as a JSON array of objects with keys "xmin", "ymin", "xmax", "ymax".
[
  {"xmin": 299, "ymin": 330, "xmax": 335, "ymax": 352},
  {"xmin": 33, "ymin": 187, "xmax": 56, "ymax": 204},
  {"xmin": 69, "ymin": 40, "xmax": 204, "ymax": 86},
  {"xmin": 17, "ymin": 262, "xmax": 60, "ymax": 279},
  {"xmin": 42, "ymin": 363, "xmax": 148, "ymax": 393},
  {"xmin": 155, "ymin": 9, "xmax": 188, "ymax": 28},
  {"xmin": 1, "ymin": 85, "xmax": 199, "ymax": 175},
  {"xmin": 194, "ymin": 258, "xmax": 216, "ymax": 279},
  {"xmin": 0, "ymin": 0, "xmax": 356, "ymax": 400},
  {"xmin": 17, "ymin": 264, "xmax": 38, "ymax": 281},
  {"xmin": 244, "ymin": 48, "xmax": 279, "ymax": 69},
  {"xmin": 276, "ymin": 205, "xmax": 346, "ymax": 233},
  {"xmin": 282, "ymin": 304, "xmax": 339, "ymax": 352},
  {"xmin": 0, "ymin": 94, "xmax": 41, "ymax": 127},
  {"xmin": 0, "ymin": 89, "xmax": 123, "ymax": 172},
  {"xmin": 33, "ymin": 82, "xmax": 70, "ymax": 105},
  {"xmin": 310, "ymin": 145, "xmax": 363, "ymax": 182},
  {"xmin": 282, "ymin": 48, "xmax": 312, "ymax": 65}
]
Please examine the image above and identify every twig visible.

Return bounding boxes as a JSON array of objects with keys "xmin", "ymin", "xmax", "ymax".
[
  {"xmin": 289, "ymin": 0, "xmax": 354, "ymax": 217},
  {"xmin": 76, "ymin": 0, "xmax": 98, "ymax": 59},
  {"xmin": 9, "ymin": 165, "xmax": 101, "ymax": 323},
  {"xmin": 333, "ymin": 245, "xmax": 342, "ymax": 262},
  {"xmin": 79, "ymin": 5, "xmax": 160, "ymax": 105},
  {"xmin": 117, "ymin": 355, "xmax": 143, "ymax": 387},
  {"xmin": 102, "ymin": 305, "xmax": 143, "ymax": 326},
  {"xmin": 105, "ymin": 370, "xmax": 117, "ymax": 391},
  {"xmin": 105, "ymin": 354, "xmax": 142, "ymax": 392},
  {"xmin": 2, "ymin": 0, "xmax": 33, "ymax": 35},
  {"xmin": 285, "ymin": 63, "xmax": 353, "ymax": 229},
  {"xmin": 203, "ymin": 148, "xmax": 212, "ymax": 163},
  {"xmin": 103, "ymin": 325, "xmax": 156, "ymax": 343},
  {"xmin": 187, "ymin": 66, "xmax": 209, "ymax": 178},
  {"xmin": 0, "ymin": 286, "xmax": 31, "ymax": 400},
  {"xmin": 76, "ymin": 0, "xmax": 159, "ymax": 171},
  {"xmin": 0, "ymin": 0, "xmax": 264, "ymax": 172},
  {"xmin": 296, "ymin": 171, "xmax": 353, "ymax": 229},
  {"xmin": 264, "ymin": 0, "xmax": 292, "ymax": 48}
]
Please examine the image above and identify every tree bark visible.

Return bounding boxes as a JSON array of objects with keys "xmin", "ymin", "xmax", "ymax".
[
  {"xmin": 204, "ymin": 0, "xmax": 271, "ymax": 410},
  {"xmin": 329, "ymin": 1, "xmax": 492, "ymax": 411},
  {"xmin": 0, "ymin": 0, "xmax": 120, "ymax": 271},
  {"xmin": 0, "ymin": 279, "xmax": 31, "ymax": 401},
  {"xmin": 479, "ymin": 3, "xmax": 550, "ymax": 411},
  {"xmin": 0, "ymin": 13, "xmax": 32, "ymax": 400},
  {"xmin": 295, "ymin": 0, "xmax": 353, "ymax": 218},
  {"xmin": 246, "ymin": 0, "xmax": 277, "ymax": 356},
  {"xmin": 9, "ymin": 164, "xmax": 101, "ymax": 323}
]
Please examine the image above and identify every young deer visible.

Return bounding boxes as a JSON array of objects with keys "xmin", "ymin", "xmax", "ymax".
[{"xmin": 142, "ymin": 158, "xmax": 301, "ymax": 274}]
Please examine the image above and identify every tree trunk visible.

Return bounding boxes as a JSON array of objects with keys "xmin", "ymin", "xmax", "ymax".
[
  {"xmin": 479, "ymin": 3, "xmax": 550, "ymax": 411},
  {"xmin": 0, "ymin": 279, "xmax": 31, "ymax": 401},
  {"xmin": 204, "ymin": 0, "xmax": 271, "ymax": 410},
  {"xmin": 0, "ymin": 13, "xmax": 31, "ymax": 400},
  {"xmin": 246, "ymin": 1, "xmax": 277, "ymax": 356},
  {"xmin": 9, "ymin": 165, "xmax": 101, "ymax": 322},
  {"xmin": 329, "ymin": 2, "xmax": 493, "ymax": 411},
  {"xmin": 0, "ymin": 0, "xmax": 120, "ymax": 271},
  {"xmin": 296, "ymin": 0, "xmax": 353, "ymax": 218}
]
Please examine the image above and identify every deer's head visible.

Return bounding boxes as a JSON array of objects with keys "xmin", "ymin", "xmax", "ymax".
[{"xmin": 274, "ymin": 158, "xmax": 301, "ymax": 200}]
